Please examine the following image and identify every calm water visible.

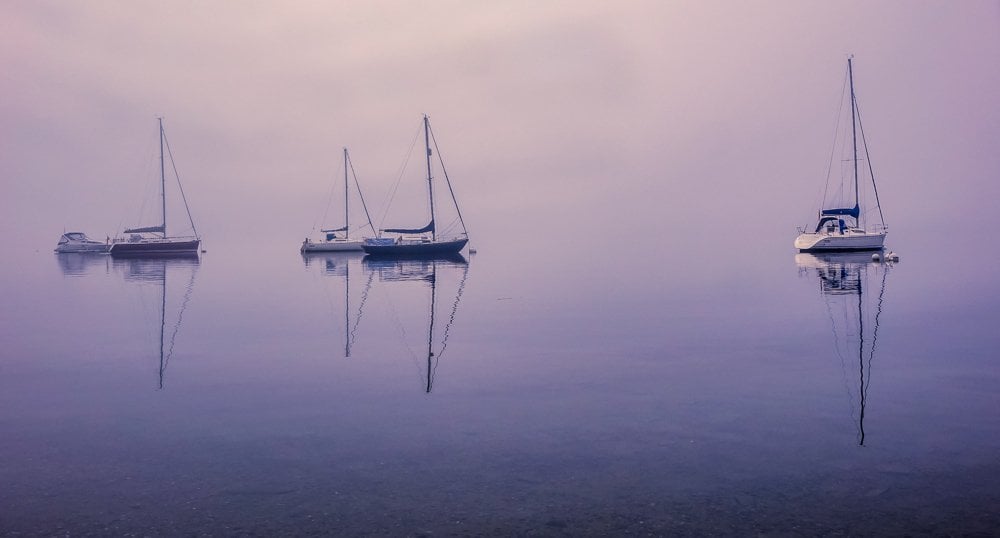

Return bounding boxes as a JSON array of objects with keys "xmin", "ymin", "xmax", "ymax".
[{"xmin": 2, "ymin": 237, "xmax": 999, "ymax": 536}]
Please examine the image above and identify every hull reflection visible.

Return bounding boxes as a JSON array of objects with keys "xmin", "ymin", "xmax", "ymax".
[
  {"xmin": 56, "ymin": 252, "xmax": 112, "ymax": 277},
  {"xmin": 302, "ymin": 252, "xmax": 371, "ymax": 357},
  {"xmin": 363, "ymin": 256, "xmax": 469, "ymax": 393},
  {"xmin": 797, "ymin": 252, "xmax": 893, "ymax": 445},
  {"xmin": 114, "ymin": 256, "xmax": 200, "ymax": 389}
]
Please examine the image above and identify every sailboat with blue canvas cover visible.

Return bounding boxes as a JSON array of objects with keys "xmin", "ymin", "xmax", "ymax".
[
  {"xmin": 363, "ymin": 115, "xmax": 469, "ymax": 258},
  {"xmin": 795, "ymin": 57, "xmax": 887, "ymax": 252}
]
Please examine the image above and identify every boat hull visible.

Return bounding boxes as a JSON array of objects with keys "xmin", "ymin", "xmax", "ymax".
[
  {"xmin": 110, "ymin": 238, "xmax": 201, "ymax": 257},
  {"xmin": 54, "ymin": 232, "xmax": 110, "ymax": 253},
  {"xmin": 55, "ymin": 243, "xmax": 110, "ymax": 253},
  {"xmin": 794, "ymin": 231, "xmax": 885, "ymax": 252},
  {"xmin": 301, "ymin": 239, "xmax": 364, "ymax": 252},
  {"xmin": 362, "ymin": 238, "xmax": 468, "ymax": 258}
]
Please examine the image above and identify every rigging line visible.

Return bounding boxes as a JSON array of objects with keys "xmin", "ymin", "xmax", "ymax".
[
  {"xmin": 438, "ymin": 215, "xmax": 462, "ymax": 237},
  {"xmin": 314, "ymin": 157, "xmax": 344, "ymax": 234},
  {"xmin": 348, "ymin": 269, "xmax": 376, "ymax": 355},
  {"xmin": 135, "ymin": 163, "xmax": 154, "ymax": 231},
  {"xmin": 125, "ymin": 131, "xmax": 162, "ymax": 236},
  {"xmin": 347, "ymin": 152, "xmax": 377, "ymax": 236},
  {"xmin": 162, "ymin": 129, "xmax": 199, "ymax": 238},
  {"xmin": 821, "ymin": 66, "xmax": 851, "ymax": 211},
  {"xmin": 164, "ymin": 261, "xmax": 199, "ymax": 386},
  {"xmin": 434, "ymin": 262, "xmax": 469, "ymax": 363},
  {"xmin": 377, "ymin": 272, "xmax": 420, "ymax": 367},
  {"xmin": 429, "ymin": 124, "xmax": 469, "ymax": 238},
  {"xmin": 310, "ymin": 257, "xmax": 341, "ymax": 353},
  {"xmin": 854, "ymin": 101, "xmax": 887, "ymax": 229},
  {"xmin": 378, "ymin": 121, "xmax": 423, "ymax": 230},
  {"xmin": 131, "ymin": 133, "xmax": 161, "ymax": 233},
  {"xmin": 862, "ymin": 264, "xmax": 888, "ymax": 428}
]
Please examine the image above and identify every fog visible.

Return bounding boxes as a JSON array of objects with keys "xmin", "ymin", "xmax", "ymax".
[{"xmin": 2, "ymin": 1, "xmax": 998, "ymax": 260}]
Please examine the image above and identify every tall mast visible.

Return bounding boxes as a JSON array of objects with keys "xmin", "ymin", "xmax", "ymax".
[
  {"xmin": 426, "ymin": 261, "xmax": 437, "ymax": 393},
  {"xmin": 159, "ymin": 117, "xmax": 167, "ymax": 237},
  {"xmin": 848, "ymin": 57, "xmax": 859, "ymax": 215},
  {"xmin": 345, "ymin": 260, "xmax": 351, "ymax": 358},
  {"xmin": 158, "ymin": 262, "xmax": 167, "ymax": 389},
  {"xmin": 424, "ymin": 115, "xmax": 436, "ymax": 241},
  {"xmin": 343, "ymin": 147, "xmax": 349, "ymax": 238},
  {"xmin": 856, "ymin": 268, "xmax": 865, "ymax": 445}
]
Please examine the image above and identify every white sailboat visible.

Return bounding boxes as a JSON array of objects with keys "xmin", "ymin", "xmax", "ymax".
[
  {"xmin": 363, "ymin": 115, "xmax": 469, "ymax": 257},
  {"xmin": 795, "ymin": 57, "xmax": 887, "ymax": 252},
  {"xmin": 302, "ymin": 147, "xmax": 376, "ymax": 253},
  {"xmin": 110, "ymin": 118, "xmax": 201, "ymax": 257}
]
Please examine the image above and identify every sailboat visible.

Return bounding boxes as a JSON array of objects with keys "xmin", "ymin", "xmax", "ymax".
[
  {"xmin": 796, "ymin": 251, "xmax": 891, "ymax": 445},
  {"xmin": 110, "ymin": 118, "xmax": 201, "ymax": 257},
  {"xmin": 301, "ymin": 148, "xmax": 376, "ymax": 252},
  {"xmin": 363, "ymin": 115, "xmax": 469, "ymax": 257},
  {"xmin": 795, "ymin": 57, "xmax": 887, "ymax": 252}
]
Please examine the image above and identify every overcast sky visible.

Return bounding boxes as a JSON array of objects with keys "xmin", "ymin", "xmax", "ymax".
[{"xmin": 2, "ymin": 1, "xmax": 998, "ymax": 257}]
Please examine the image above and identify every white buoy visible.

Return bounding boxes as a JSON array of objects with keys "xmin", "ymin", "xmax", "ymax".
[{"xmin": 872, "ymin": 252, "xmax": 881, "ymax": 262}]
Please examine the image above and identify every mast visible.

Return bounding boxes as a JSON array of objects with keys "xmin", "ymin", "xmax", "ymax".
[
  {"xmin": 345, "ymin": 260, "xmax": 351, "ymax": 358},
  {"xmin": 343, "ymin": 147, "xmax": 350, "ymax": 238},
  {"xmin": 856, "ymin": 266, "xmax": 865, "ymax": 445},
  {"xmin": 848, "ymin": 57, "xmax": 859, "ymax": 218},
  {"xmin": 159, "ymin": 117, "xmax": 167, "ymax": 237},
  {"xmin": 426, "ymin": 260, "xmax": 437, "ymax": 393},
  {"xmin": 159, "ymin": 261, "xmax": 167, "ymax": 389},
  {"xmin": 424, "ymin": 115, "xmax": 436, "ymax": 241}
]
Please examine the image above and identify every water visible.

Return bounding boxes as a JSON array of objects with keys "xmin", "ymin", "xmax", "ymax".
[{"xmin": 2, "ymin": 238, "xmax": 999, "ymax": 535}]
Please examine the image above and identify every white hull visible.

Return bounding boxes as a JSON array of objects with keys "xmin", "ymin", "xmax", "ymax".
[
  {"xmin": 794, "ymin": 230, "xmax": 885, "ymax": 252},
  {"xmin": 301, "ymin": 239, "xmax": 364, "ymax": 252},
  {"xmin": 55, "ymin": 243, "xmax": 110, "ymax": 253},
  {"xmin": 54, "ymin": 232, "xmax": 110, "ymax": 253}
]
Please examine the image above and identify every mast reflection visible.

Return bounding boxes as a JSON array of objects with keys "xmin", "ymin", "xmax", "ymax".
[
  {"xmin": 363, "ymin": 254, "xmax": 469, "ymax": 393},
  {"xmin": 302, "ymin": 252, "xmax": 372, "ymax": 357},
  {"xmin": 796, "ymin": 252, "xmax": 892, "ymax": 446},
  {"xmin": 113, "ymin": 254, "xmax": 200, "ymax": 389}
]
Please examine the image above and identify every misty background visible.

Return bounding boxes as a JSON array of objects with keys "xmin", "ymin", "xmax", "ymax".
[{"xmin": 2, "ymin": 1, "xmax": 998, "ymax": 262}]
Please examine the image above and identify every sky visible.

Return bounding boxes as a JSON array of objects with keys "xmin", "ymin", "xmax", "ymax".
[{"xmin": 2, "ymin": 1, "xmax": 998, "ymax": 258}]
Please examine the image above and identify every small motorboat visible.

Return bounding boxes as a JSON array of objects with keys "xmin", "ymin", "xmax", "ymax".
[{"xmin": 54, "ymin": 232, "xmax": 110, "ymax": 253}]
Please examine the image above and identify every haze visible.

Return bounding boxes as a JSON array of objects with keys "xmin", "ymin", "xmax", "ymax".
[{"xmin": 2, "ymin": 1, "xmax": 998, "ymax": 260}]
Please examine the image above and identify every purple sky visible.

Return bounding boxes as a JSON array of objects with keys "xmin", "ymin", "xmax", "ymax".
[{"xmin": 2, "ymin": 1, "xmax": 998, "ymax": 257}]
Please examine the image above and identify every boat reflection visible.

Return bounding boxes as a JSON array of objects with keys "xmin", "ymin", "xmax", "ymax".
[
  {"xmin": 113, "ymin": 255, "xmax": 200, "ymax": 389},
  {"xmin": 363, "ymin": 254, "xmax": 469, "ymax": 393},
  {"xmin": 796, "ymin": 252, "xmax": 892, "ymax": 445},
  {"xmin": 55, "ymin": 252, "xmax": 112, "ymax": 277},
  {"xmin": 302, "ymin": 252, "xmax": 372, "ymax": 357}
]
